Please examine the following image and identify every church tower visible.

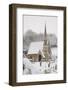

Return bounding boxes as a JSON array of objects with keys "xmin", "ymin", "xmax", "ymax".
[{"xmin": 43, "ymin": 24, "xmax": 52, "ymax": 61}]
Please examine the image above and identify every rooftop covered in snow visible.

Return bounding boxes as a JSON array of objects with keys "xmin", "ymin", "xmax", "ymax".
[{"xmin": 28, "ymin": 41, "xmax": 44, "ymax": 54}]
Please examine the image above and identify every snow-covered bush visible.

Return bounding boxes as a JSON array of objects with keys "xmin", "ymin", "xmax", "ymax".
[
  {"xmin": 23, "ymin": 57, "xmax": 33, "ymax": 69},
  {"xmin": 23, "ymin": 57, "xmax": 41, "ymax": 74}
]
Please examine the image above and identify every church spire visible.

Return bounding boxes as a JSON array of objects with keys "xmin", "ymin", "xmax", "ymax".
[
  {"xmin": 44, "ymin": 24, "xmax": 47, "ymax": 45},
  {"xmin": 44, "ymin": 24, "xmax": 47, "ymax": 38},
  {"xmin": 43, "ymin": 24, "xmax": 52, "ymax": 61}
]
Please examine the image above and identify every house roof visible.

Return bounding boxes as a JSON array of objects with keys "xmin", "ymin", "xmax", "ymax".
[{"xmin": 28, "ymin": 41, "xmax": 44, "ymax": 54}]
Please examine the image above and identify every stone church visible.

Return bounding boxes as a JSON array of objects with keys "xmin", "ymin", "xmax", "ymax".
[{"xmin": 27, "ymin": 25, "xmax": 52, "ymax": 62}]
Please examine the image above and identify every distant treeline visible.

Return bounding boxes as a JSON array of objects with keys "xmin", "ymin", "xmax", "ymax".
[{"xmin": 23, "ymin": 30, "xmax": 57, "ymax": 51}]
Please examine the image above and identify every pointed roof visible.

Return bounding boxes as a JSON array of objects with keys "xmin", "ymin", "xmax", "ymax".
[
  {"xmin": 44, "ymin": 24, "xmax": 48, "ymax": 45},
  {"xmin": 44, "ymin": 24, "xmax": 47, "ymax": 38},
  {"xmin": 28, "ymin": 41, "xmax": 44, "ymax": 54}
]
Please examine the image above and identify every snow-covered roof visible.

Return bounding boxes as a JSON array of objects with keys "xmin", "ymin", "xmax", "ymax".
[{"xmin": 28, "ymin": 41, "xmax": 44, "ymax": 54}]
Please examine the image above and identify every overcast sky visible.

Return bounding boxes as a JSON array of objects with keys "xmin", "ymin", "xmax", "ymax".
[{"xmin": 23, "ymin": 15, "xmax": 57, "ymax": 36}]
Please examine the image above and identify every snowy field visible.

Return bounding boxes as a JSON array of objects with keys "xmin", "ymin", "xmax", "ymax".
[
  {"xmin": 23, "ymin": 47, "xmax": 57, "ymax": 75},
  {"xmin": 23, "ymin": 59, "xmax": 57, "ymax": 75}
]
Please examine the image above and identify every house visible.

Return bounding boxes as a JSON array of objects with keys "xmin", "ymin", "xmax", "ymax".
[
  {"xmin": 27, "ymin": 41, "xmax": 45, "ymax": 62},
  {"xmin": 27, "ymin": 25, "xmax": 52, "ymax": 62}
]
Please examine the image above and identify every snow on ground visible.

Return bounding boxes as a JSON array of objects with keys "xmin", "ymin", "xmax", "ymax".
[
  {"xmin": 23, "ymin": 57, "xmax": 42, "ymax": 74},
  {"xmin": 23, "ymin": 57, "xmax": 57, "ymax": 74}
]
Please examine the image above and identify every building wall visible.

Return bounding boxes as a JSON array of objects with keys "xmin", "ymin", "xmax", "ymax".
[{"xmin": 27, "ymin": 54, "xmax": 39, "ymax": 62}]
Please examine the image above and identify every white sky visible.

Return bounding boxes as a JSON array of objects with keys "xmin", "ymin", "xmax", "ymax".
[{"xmin": 23, "ymin": 15, "xmax": 57, "ymax": 36}]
